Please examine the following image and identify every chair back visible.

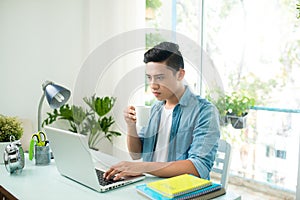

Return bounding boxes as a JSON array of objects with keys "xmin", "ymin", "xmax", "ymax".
[{"xmin": 211, "ymin": 139, "xmax": 232, "ymax": 189}]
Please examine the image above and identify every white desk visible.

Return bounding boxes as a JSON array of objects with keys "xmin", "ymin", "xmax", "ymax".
[{"xmin": 0, "ymin": 156, "xmax": 241, "ymax": 200}]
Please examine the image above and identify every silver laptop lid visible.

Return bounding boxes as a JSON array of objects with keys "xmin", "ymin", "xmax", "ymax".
[
  {"xmin": 45, "ymin": 125, "xmax": 102, "ymax": 191},
  {"xmin": 44, "ymin": 125, "xmax": 145, "ymax": 192}
]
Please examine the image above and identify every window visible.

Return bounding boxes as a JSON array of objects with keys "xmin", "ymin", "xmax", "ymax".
[
  {"xmin": 203, "ymin": 0, "xmax": 299, "ymax": 195},
  {"xmin": 146, "ymin": 0, "xmax": 300, "ymax": 197}
]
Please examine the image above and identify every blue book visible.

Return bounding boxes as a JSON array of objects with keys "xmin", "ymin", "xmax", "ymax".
[{"xmin": 136, "ymin": 182, "xmax": 224, "ymax": 200}]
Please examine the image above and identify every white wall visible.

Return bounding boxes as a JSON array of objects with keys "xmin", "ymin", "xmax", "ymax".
[
  {"xmin": 0, "ymin": 0, "xmax": 145, "ymax": 157},
  {"xmin": 84, "ymin": 0, "xmax": 146, "ymax": 157},
  {"xmin": 0, "ymin": 0, "xmax": 87, "ymax": 131},
  {"xmin": 0, "ymin": 0, "xmax": 144, "ymax": 127}
]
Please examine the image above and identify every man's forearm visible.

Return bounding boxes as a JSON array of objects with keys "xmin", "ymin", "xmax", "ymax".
[
  {"xmin": 144, "ymin": 160, "xmax": 200, "ymax": 178},
  {"xmin": 104, "ymin": 159, "xmax": 200, "ymax": 181},
  {"xmin": 127, "ymin": 125, "xmax": 142, "ymax": 159}
]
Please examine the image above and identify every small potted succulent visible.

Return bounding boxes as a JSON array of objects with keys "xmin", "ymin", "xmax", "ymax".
[
  {"xmin": 0, "ymin": 115, "xmax": 24, "ymax": 163},
  {"xmin": 206, "ymin": 91, "xmax": 255, "ymax": 129}
]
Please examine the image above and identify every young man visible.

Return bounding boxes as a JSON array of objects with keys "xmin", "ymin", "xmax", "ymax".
[{"xmin": 104, "ymin": 42, "xmax": 220, "ymax": 181}]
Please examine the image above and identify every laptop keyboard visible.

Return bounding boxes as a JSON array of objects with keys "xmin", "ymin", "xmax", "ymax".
[{"xmin": 95, "ymin": 169, "xmax": 121, "ymax": 186}]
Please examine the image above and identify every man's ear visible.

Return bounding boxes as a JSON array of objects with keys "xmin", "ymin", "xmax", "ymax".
[{"xmin": 177, "ymin": 69, "xmax": 185, "ymax": 80}]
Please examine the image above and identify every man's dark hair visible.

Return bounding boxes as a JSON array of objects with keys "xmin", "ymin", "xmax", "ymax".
[{"xmin": 143, "ymin": 42, "xmax": 184, "ymax": 71}]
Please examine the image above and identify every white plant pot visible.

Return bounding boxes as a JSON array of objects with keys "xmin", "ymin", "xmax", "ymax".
[{"xmin": 0, "ymin": 142, "xmax": 10, "ymax": 164}]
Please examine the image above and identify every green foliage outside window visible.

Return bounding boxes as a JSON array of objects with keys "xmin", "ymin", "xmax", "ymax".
[
  {"xmin": 146, "ymin": 0, "xmax": 162, "ymax": 10},
  {"xmin": 297, "ymin": 2, "xmax": 300, "ymax": 18}
]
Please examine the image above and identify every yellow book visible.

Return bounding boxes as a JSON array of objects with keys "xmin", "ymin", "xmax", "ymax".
[{"xmin": 147, "ymin": 174, "xmax": 212, "ymax": 198}]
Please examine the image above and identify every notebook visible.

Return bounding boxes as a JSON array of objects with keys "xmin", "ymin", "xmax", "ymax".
[
  {"xmin": 44, "ymin": 125, "xmax": 145, "ymax": 192},
  {"xmin": 190, "ymin": 187, "xmax": 225, "ymax": 200},
  {"xmin": 147, "ymin": 174, "xmax": 212, "ymax": 198},
  {"xmin": 136, "ymin": 182, "xmax": 223, "ymax": 200}
]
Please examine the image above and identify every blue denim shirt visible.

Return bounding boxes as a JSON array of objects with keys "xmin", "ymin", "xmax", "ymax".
[{"xmin": 138, "ymin": 86, "xmax": 220, "ymax": 179}]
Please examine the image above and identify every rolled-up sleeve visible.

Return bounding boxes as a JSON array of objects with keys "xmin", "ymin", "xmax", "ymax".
[{"xmin": 187, "ymin": 103, "xmax": 220, "ymax": 179}]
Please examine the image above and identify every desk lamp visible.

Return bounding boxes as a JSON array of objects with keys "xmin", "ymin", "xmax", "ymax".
[{"xmin": 37, "ymin": 80, "xmax": 71, "ymax": 131}]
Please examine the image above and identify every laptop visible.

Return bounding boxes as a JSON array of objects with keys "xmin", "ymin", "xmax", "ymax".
[{"xmin": 44, "ymin": 125, "xmax": 145, "ymax": 192}]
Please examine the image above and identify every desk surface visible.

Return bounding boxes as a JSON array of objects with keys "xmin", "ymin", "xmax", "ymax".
[{"xmin": 0, "ymin": 156, "xmax": 241, "ymax": 200}]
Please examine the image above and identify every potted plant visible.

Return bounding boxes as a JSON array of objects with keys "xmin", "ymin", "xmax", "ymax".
[
  {"xmin": 225, "ymin": 92, "xmax": 255, "ymax": 129},
  {"xmin": 206, "ymin": 91, "xmax": 255, "ymax": 129},
  {"xmin": 0, "ymin": 115, "xmax": 24, "ymax": 164},
  {"xmin": 42, "ymin": 95, "xmax": 122, "ymax": 150}
]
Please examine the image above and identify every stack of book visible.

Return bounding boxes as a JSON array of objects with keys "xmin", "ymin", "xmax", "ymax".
[{"xmin": 136, "ymin": 174, "xmax": 226, "ymax": 200}]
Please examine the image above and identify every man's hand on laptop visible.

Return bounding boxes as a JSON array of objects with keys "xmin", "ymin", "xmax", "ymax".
[{"xmin": 103, "ymin": 161, "xmax": 145, "ymax": 181}]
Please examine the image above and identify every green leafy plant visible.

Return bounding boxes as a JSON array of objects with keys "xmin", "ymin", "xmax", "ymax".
[
  {"xmin": 0, "ymin": 115, "xmax": 23, "ymax": 142},
  {"xmin": 42, "ymin": 95, "xmax": 121, "ymax": 149},
  {"xmin": 225, "ymin": 92, "xmax": 255, "ymax": 117},
  {"xmin": 206, "ymin": 91, "xmax": 255, "ymax": 117},
  {"xmin": 207, "ymin": 91, "xmax": 255, "ymax": 129}
]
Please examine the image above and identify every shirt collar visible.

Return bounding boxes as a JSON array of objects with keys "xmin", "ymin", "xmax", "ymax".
[{"xmin": 178, "ymin": 85, "xmax": 193, "ymax": 107}]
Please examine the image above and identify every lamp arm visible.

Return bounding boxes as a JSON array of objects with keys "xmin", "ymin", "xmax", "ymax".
[{"xmin": 37, "ymin": 93, "xmax": 45, "ymax": 131}]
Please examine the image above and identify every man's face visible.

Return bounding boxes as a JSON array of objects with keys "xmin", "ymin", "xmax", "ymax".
[{"xmin": 145, "ymin": 62, "xmax": 183, "ymax": 102}]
